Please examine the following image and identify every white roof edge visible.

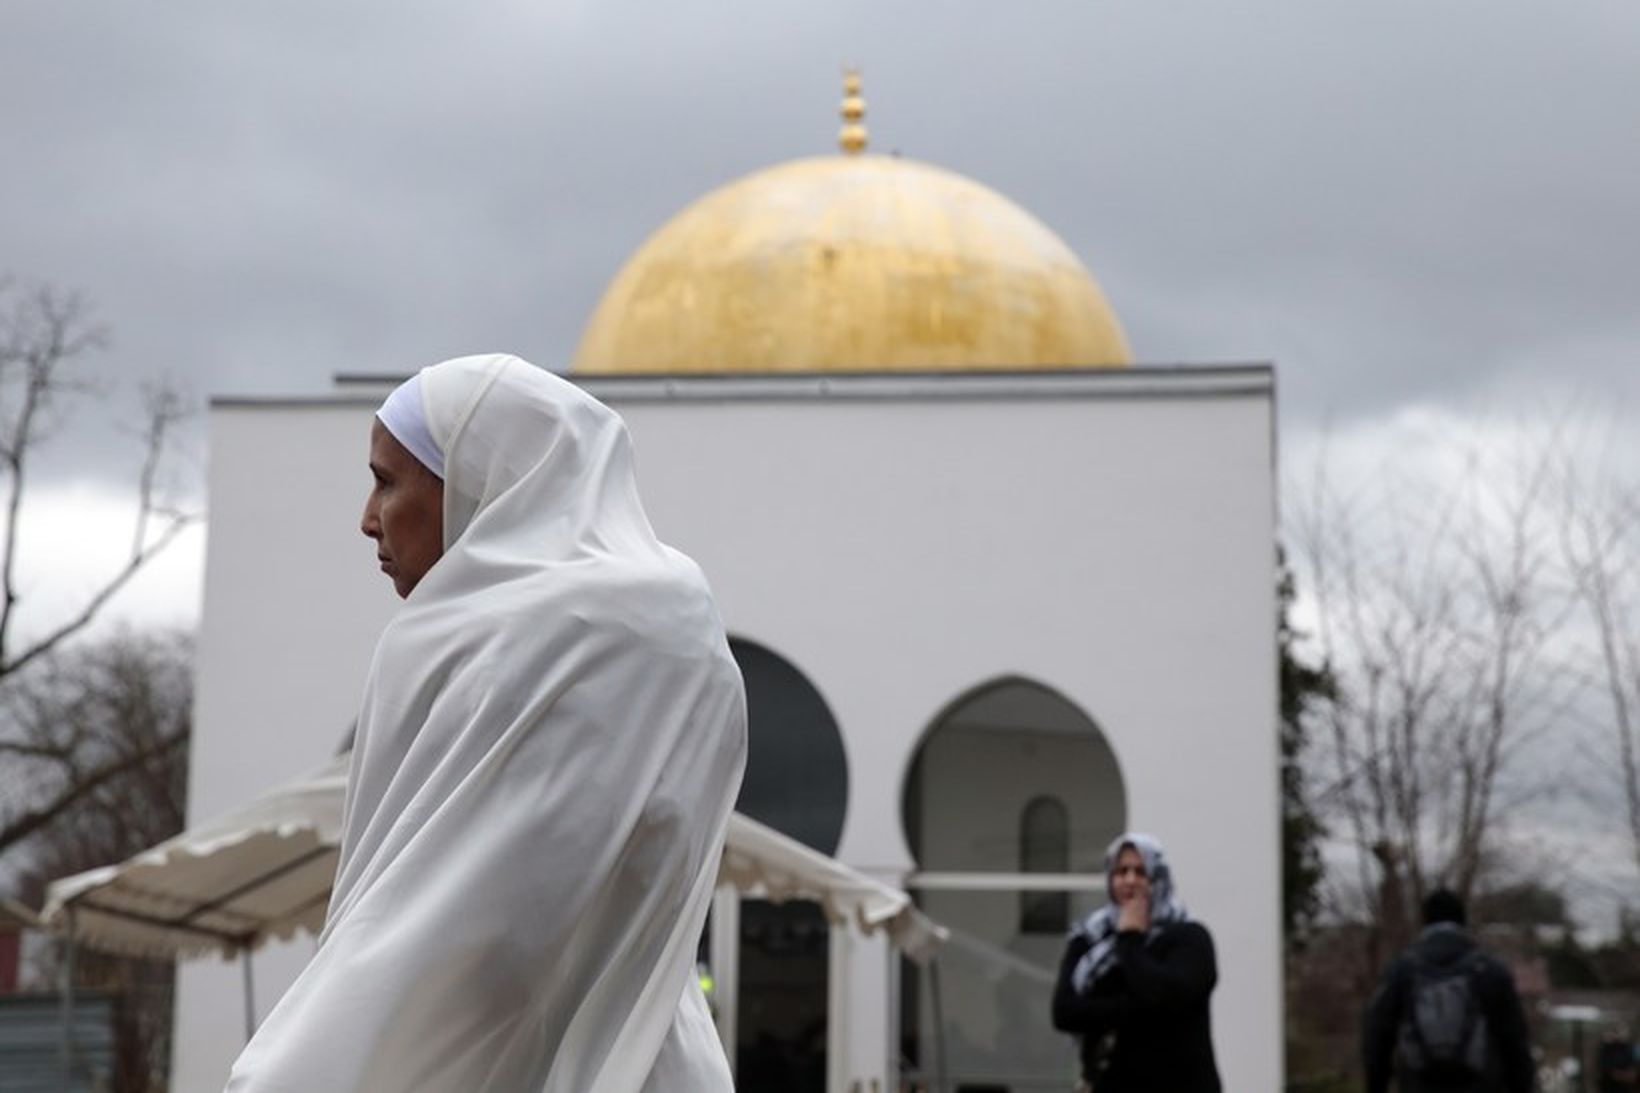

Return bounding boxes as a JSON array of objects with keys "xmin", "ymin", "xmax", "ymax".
[{"xmin": 218, "ymin": 365, "xmax": 1274, "ymax": 410}]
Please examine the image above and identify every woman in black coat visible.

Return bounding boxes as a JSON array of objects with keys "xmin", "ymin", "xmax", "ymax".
[{"xmin": 1050, "ymin": 832, "xmax": 1222, "ymax": 1092}]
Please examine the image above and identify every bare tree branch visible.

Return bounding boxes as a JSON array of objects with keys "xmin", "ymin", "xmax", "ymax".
[
  {"xmin": 1557, "ymin": 447, "xmax": 1640, "ymax": 878},
  {"xmin": 0, "ymin": 281, "xmax": 196, "ymax": 677},
  {"xmin": 0, "ymin": 280, "xmax": 199, "ymax": 882},
  {"xmin": 0, "ymin": 725, "xmax": 185, "ymax": 851},
  {"xmin": 2, "ymin": 629, "xmax": 191, "ymax": 1092},
  {"xmin": 0, "ymin": 513, "xmax": 195, "ymax": 679},
  {"xmin": 1293, "ymin": 427, "xmax": 1576, "ymax": 940}
]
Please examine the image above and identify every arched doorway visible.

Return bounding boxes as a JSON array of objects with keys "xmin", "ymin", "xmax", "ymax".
[
  {"xmin": 731, "ymin": 638, "xmax": 848, "ymax": 855},
  {"xmin": 719, "ymin": 637, "xmax": 848, "ymax": 1092},
  {"xmin": 900, "ymin": 676, "xmax": 1126, "ymax": 1090}
]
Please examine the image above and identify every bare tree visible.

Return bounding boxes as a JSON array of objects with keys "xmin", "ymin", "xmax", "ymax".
[
  {"xmin": 0, "ymin": 278, "xmax": 193, "ymax": 857},
  {"xmin": 1293, "ymin": 438, "xmax": 1576, "ymax": 952},
  {"xmin": 5, "ymin": 632, "xmax": 191, "ymax": 885},
  {"xmin": 1285, "ymin": 424, "xmax": 1640, "ymax": 1084},
  {"xmin": 1557, "ymin": 454, "xmax": 1640, "ymax": 880},
  {"xmin": 11, "ymin": 630, "xmax": 191, "ymax": 1093}
]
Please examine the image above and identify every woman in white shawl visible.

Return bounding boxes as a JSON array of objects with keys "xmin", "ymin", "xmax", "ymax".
[{"xmin": 228, "ymin": 354, "xmax": 747, "ymax": 1091}]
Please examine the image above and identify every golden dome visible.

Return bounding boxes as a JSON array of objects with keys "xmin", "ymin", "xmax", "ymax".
[{"xmin": 571, "ymin": 154, "xmax": 1131, "ymax": 375}]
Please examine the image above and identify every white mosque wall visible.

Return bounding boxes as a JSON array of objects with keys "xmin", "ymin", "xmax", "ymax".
[
  {"xmin": 607, "ymin": 372, "xmax": 1280, "ymax": 1091},
  {"xmin": 177, "ymin": 369, "xmax": 1279, "ymax": 1092}
]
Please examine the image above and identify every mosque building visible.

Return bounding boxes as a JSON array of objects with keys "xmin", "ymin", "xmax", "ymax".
[{"xmin": 177, "ymin": 75, "xmax": 1281, "ymax": 1092}]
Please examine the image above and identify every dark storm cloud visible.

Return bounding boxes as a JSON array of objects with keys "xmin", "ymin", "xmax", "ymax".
[{"xmin": 3, "ymin": 0, "xmax": 1639, "ymax": 481}]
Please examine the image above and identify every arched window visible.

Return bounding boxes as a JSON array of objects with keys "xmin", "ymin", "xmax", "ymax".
[
  {"xmin": 899, "ymin": 676, "xmax": 1126, "ymax": 1089},
  {"xmin": 1019, "ymin": 795, "xmax": 1070, "ymax": 933}
]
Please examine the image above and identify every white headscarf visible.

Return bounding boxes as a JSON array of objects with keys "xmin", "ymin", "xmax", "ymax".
[
  {"xmin": 374, "ymin": 371, "xmax": 443, "ymax": 479},
  {"xmin": 228, "ymin": 354, "xmax": 747, "ymax": 1092}
]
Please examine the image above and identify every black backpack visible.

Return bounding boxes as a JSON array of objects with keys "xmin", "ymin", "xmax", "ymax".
[{"xmin": 1396, "ymin": 950, "xmax": 1490, "ymax": 1083}]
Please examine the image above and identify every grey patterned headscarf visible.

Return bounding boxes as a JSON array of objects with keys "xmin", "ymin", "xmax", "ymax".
[{"xmin": 1069, "ymin": 831, "xmax": 1190, "ymax": 994}]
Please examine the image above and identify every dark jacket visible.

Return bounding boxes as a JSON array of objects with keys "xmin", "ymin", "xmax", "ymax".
[
  {"xmin": 1363, "ymin": 923, "xmax": 1535, "ymax": 1093},
  {"xmin": 1051, "ymin": 921, "xmax": 1222, "ymax": 1092}
]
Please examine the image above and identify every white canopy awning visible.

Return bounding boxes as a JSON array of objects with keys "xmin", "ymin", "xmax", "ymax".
[
  {"xmin": 42, "ymin": 754, "xmax": 944, "ymax": 963},
  {"xmin": 41, "ymin": 754, "xmax": 348, "ymax": 959},
  {"xmin": 720, "ymin": 812, "xmax": 944, "ymax": 962}
]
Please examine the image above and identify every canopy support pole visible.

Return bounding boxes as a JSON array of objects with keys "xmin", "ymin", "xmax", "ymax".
[
  {"xmin": 927, "ymin": 957, "xmax": 949, "ymax": 1093},
  {"xmin": 709, "ymin": 884, "xmax": 740, "ymax": 1076},
  {"xmin": 241, "ymin": 947, "xmax": 257, "ymax": 1043},
  {"xmin": 826, "ymin": 922, "xmax": 850, "ymax": 1093},
  {"xmin": 60, "ymin": 907, "xmax": 77, "ymax": 1091}
]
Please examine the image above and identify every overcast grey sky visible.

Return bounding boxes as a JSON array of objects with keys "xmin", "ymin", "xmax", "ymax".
[{"xmin": 6, "ymin": 0, "xmax": 1639, "ymax": 485}]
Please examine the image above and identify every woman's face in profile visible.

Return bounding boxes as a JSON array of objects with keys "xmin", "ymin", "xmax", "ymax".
[
  {"xmin": 361, "ymin": 420, "xmax": 444, "ymax": 598},
  {"xmin": 1109, "ymin": 845, "xmax": 1149, "ymax": 905}
]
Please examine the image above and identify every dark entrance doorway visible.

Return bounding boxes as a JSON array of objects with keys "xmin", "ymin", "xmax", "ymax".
[
  {"xmin": 734, "ymin": 900, "xmax": 828, "ymax": 1092},
  {"xmin": 724, "ymin": 638, "xmax": 847, "ymax": 1092}
]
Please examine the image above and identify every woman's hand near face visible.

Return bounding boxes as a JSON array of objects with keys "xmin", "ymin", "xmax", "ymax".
[{"xmin": 1116, "ymin": 876, "xmax": 1151, "ymax": 933}]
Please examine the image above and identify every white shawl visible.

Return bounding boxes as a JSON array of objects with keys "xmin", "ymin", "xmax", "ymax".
[{"xmin": 227, "ymin": 354, "xmax": 747, "ymax": 1092}]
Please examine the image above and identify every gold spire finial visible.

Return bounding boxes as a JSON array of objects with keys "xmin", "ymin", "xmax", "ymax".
[{"xmin": 839, "ymin": 68, "xmax": 867, "ymax": 155}]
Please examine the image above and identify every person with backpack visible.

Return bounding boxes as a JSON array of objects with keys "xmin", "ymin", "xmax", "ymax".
[
  {"xmin": 1363, "ymin": 888, "xmax": 1536, "ymax": 1093},
  {"xmin": 1597, "ymin": 1026, "xmax": 1638, "ymax": 1092}
]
